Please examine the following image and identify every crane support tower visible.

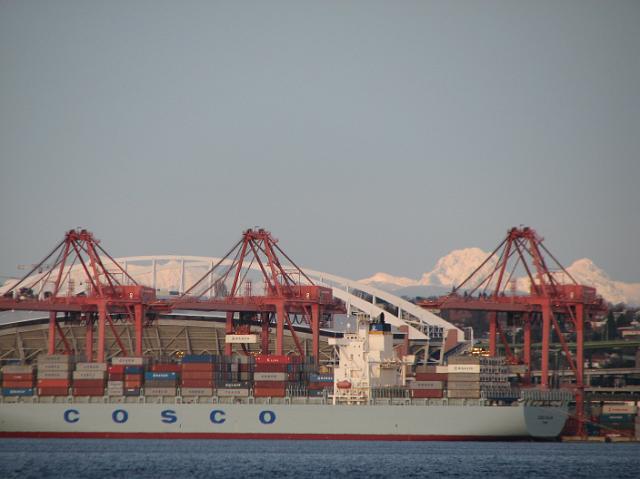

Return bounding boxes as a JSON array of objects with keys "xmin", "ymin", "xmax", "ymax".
[
  {"xmin": 174, "ymin": 228, "xmax": 345, "ymax": 364},
  {"xmin": 418, "ymin": 226, "xmax": 607, "ymax": 436},
  {"xmin": 0, "ymin": 229, "xmax": 170, "ymax": 362}
]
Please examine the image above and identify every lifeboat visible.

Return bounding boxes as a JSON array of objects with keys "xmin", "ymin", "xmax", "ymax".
[{"xmin": 337, "ymin": 380, "xmax": 352, "ymax": 389}]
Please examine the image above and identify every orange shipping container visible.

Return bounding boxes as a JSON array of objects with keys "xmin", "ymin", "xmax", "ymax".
[
  {"xmin": 253, "ymin": 387, "xmax": 286, "ymax": 398},
  {"xmin": 181, "ymin": 379, "xmax": 215, "ymax": 388},
  {"xmin": 72, "ymin": 387, "xmax": 104, "ymax": 396},
  {"xmin": 38, "ymin": 387, "xmax": 69, "ymax": 396},
  {"xmin": 411, "ymin": 389, "xmax": 443, "ymax": 399},
  {"xmin": 181, "ymin": 371, "xmax": 214, "ymax": 380},
  {"xmin": 253, "ymin": 381, "xmax": 287, "ymax": 388},
  {"xmin": 181, "ymin": 363, "xmax": 215, "ymax": 372},
  {"xmin": 73, "ymin": 379, "xmax": 105, "ymax": 388},
  {"xmin": 2, "ymin": 374, "xmax": 34, "ymax": 381},
  {"xmin": 415, "ymin": 373, "xmax": 448, "ymax": 381},
  {"xmin": 3, "ymin": 380, "xmax": 34, "ymax": 388},
  {"xmin": 37, "ymin": 379, "xmax": 70, "ymax": 388}
]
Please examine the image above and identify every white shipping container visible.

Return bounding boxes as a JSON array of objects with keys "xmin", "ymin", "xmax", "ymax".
[
  {"xmin": 216, "ymin": 388, "xmax": 250, "ymax": 397},
  {"xmin": 254, "ymin": 372, "xmax": 288, "ymax": 381},
  {"xmin": 2, "ymin": 365, "xmax": 34, "ymax": 374},
  {"xmin": 111, "ymin": 357, "xmax": 145, "ymax": 366},
  {"xmin": 37, "ymin": 354, "xmax": 74, "ymax": 364},
  {"xmin": 144, "ymin": 387, "xmax": 176, "ymax": 396},
  {"xmin": 75, "ymin": 363, "xmax": 108, "ymax": 371},
  {"xmin": 107, "ymin": 381, "xmax": 124, "ymax": 388},
  {"xmin": 447, "ymin": 381, "xmax": 481, "ymax": 390},
  {"xmin": 435, "ymin": 366, "xmax": 449, "ymax": 374},
  {"xmin": 73, "ymin": 371, "xmax": 106, "ymax": 380},
  {"xmin": 448, "ymin": 364, "xmax": 481, "ymax": 374},
  {"xmin": 225, "ymin": 334, "xmax": 258, "ymax": 344},
  {"xmin": 181, "ymin": 387, "xmax": 214, "ymax": 396},
  {"xmin": 409, "ymin": 381, "xmax": 443, "ymax": 390},
  {"xmin": 37, "ymin": 371, "xmax": 70, "ymax": 379},
  {"xmin": 602, "ymin": 403, "xmax": 637, "ymax": 415},
  {"xmin": 37, "ymin": 363, "xmax": 71, "ymax": 372}
]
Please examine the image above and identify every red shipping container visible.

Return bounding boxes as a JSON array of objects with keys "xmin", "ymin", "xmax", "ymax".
[
  {"xmin": 415, "ymin": 373, "xmax": 448, "ymax": 381},
  {"xmin": 72, "ymin": 387, "xmax": 104, "ymax": 396},
  {"xmin": 181, "ymin": 371, "xmax": 214, "ymax": 380},
  {"xmin": 73, "ymin": 379, "xmax": 105, "ymax": 388},
  {"xmin": 308, "ymin": 383, "xmax": 333, "ymax": 390},
  {"xmin": 151, "ymin": 364, "xmax": 181, "ymax": 373},
  {"xmin": 124, "ymin": 379, "xmax": 143, "ymax": 388},
  {"xmin": 411, "ymin": 389, "xmax": 443, "ymax": 398},
  {"xmin": 37, "ymin": 379, "xmax": 71, "ymax": 388},
  {"xmin": 125, "ymin": 377, "xmax": 142, "ymax": 384},
  {"xmin": 253, "ymin": 381, "xmax": 286, "ymax": 388},
  {"xmin": 3, "ymin": 373, "xmax": 34, "ymax": 381},
  {"xmin": 38, "ymin": 387, "xmax": 69, "ymax": 396},
  {"xmin": 3, "ymin": 380, "xmax": 34, "ymax": 388},
  {"xmin": 181, "ymin": 379, "xmax": 215, "ymax": 388},
  {"xmin": 181, "ymin": 363, "xmax": 215, "ymax": 372},
  {"xmin": 108, "ymin": 365, "xmax": 126, "ymax": 374},
  {"xmin": 255, "ymin": 355, "xmax": 290, "ymax": 365},
  {"xmin": 108, "ymin": 373, "xmax": 124, "ymax": 381},
  {"xmin": 253, "ymin": 387, "xmax": 286, "ymax": 397}
]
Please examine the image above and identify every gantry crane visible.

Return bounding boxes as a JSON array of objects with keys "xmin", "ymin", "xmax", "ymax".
[{"xmin": 418, "ymin": 226, "xmax": 607, "ymax": 434}]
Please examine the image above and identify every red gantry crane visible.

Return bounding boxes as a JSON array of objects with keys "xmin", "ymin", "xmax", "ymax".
[
  {"xmin": 0, "ymin": 229, "xmax": 169, "ymax": 362},
  {"xmin": 174, "ymin": 228, "xmax": 345, "ymax": 364},
  {"xmin": 418, "ymin": 226, "xmax": 607, "ymax": 434}
]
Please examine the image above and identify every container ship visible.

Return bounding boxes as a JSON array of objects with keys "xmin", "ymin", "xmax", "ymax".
[{"xmin": 0, "ymin": 314, "xmax": 569, "ymax": 441}]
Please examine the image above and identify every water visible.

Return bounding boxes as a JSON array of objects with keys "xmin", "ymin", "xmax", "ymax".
[{"xmin": 0, "ymin": 439, "xmax": 638, "ymax": 478}]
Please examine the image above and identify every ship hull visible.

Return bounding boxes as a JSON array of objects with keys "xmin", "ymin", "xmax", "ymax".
[{"xmin": 0, "ymin": 402, "xmax": 567, "ymax": 441}]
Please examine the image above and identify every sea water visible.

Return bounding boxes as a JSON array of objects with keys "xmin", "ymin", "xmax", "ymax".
[{"xmin": 0, "ymin": 439, "xmax": 638, "ymax": 478}]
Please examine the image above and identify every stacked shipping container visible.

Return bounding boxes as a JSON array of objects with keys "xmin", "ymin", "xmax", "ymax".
[
  {"xmin": 73, "ymin": 362, "xmax": 106, "ymax": 396},
  {"xmin": 113, "ymin": 357, "xmax": 145, "ymax": 396},
  {"xmin": 2, "ymin": 364, "xmax": 34, "ymax": 396},
  {"xmin": 253, "ymin": 355, "xmax": 289, "ymax": 398},
  {"xmin": 36, "ymin": 355, "xmax": 72, "ymax": 396},
  {"xmin": 410, "ymin": 365, "xmax": 447, "ymax": 398},
  {"xmin": 307, "ymin": 373, "xmax": 333, "ymax": 397},
  {"xmin": 181, "ymin": 355, "xmax": 215, "ymax": 396},
  {"xmin": 146, "ymin": 363, "xmax": 180, "ymax": 396},
  {"xmin": 447, "ymin": 356, "xmax": 510, "ymax": 399}
]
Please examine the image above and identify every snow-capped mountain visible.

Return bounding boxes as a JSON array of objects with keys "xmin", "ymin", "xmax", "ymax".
[
  {"xmin": 360, "ymin": 248, "xmax": 495, "ymax": 291},
  {"xmin": 359, "ymin": 272, "xmax": 419, "ymax": 290},
  {"xmin": 360, "ymin": 248, "xmax": 640, "ymax": 305},
  {"xmin": 565, "ymin": 259, "xmax": 640, "ymax": 305},
  {"xmin": 418, "ymin": 247, "xmax": 496, "ymax": 288}
]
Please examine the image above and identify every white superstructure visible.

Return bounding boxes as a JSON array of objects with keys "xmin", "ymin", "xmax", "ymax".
[{"xmin": 331, "ymin": 314, "xmax": 412, "ymax": 404}]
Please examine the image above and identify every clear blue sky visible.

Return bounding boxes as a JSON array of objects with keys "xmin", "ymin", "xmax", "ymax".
[{"xmin": 1, "ymin": 1, "xmax": 638, "ymax": 282}]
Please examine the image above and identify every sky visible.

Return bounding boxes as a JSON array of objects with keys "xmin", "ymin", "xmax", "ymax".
[{"xmin": 1, "ymin": 1, "xmax": 639, "ymax": 284}]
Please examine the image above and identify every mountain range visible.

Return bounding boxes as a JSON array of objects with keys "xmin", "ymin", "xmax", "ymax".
[
  {"xmin": 359, "ymin": 248, "xmax": 640, "ymax": 306},
  {"xmin": 3, "ymin": 248, "xmax": 638, "ymax": 306}
]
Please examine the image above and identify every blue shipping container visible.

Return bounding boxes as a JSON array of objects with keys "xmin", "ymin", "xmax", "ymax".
[
  {"xmin": 145, "ymin": 372, "xmax": 177, "ymax": 380},
  {"xmin": 124, "ymin": 366, "xmax": 144, "ymax": 374},
  {"xmin": 2, "ymin": 388, "xmax": 34, "ymax": 396},
  {"xmin": 182, "ymin": 355, "xmax": 215, "ymax": 364},
  {"xmin": 309, "ymin": 374, "xmax": 334, "ymax": 383}
]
